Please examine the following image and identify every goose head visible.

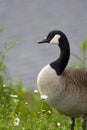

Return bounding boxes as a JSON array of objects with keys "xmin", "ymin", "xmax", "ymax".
[
  {"xmin": 38, "ymin": 30, "xmax": 69, "ymax": 49},
  {"xmin": 38, "ymin": 30, "xmax": 70, "ymax": 75}
]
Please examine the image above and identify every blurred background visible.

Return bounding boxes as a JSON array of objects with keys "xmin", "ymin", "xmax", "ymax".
[{"xmin": 0, "ymin": 0, "xmax": 87, "ymax": 88}]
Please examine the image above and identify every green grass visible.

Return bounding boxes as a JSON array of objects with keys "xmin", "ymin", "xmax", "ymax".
[{"xmin": 0, "ymin": 82, "xmax": 83, "ymax": 130}]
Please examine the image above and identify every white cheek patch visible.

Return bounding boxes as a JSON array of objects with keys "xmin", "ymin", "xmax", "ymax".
[{"xmin": 50, "ymin": 34, "xmax": 61, "ymax": 45}]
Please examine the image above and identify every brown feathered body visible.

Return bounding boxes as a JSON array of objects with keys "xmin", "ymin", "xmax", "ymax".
[{"xmin": 37, "ymin": 64, "xmax": 87, "ymax": 117}]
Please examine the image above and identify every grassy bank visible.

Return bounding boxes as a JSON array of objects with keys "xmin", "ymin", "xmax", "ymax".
[
  {"xmin": 0, "ymin": 83, "xmax": 82, "ymax": 130},
  {"xmin": 0, "ymin": 25, "xmax": 87, "ymax": 130}
]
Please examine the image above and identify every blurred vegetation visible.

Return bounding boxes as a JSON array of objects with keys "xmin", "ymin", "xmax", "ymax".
[
  {"xmin": 0, "ymin": 25, "xmax": 86, "ymax": 129},
  {"xmin": 71, "ymin": 36, "xmax": 87, "ymax": 69}
]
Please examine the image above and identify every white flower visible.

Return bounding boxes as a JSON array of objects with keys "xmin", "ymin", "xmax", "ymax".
[
  {"xmin": 10, "ymin": 94, "xmax": 18, "ymax": 98},
  {"xmin": 14, "ymin": 117, "xmax": 20, "ymax": 126},
  {"xmin": 42, "ymin": 109, "xmax": 46, "ymax": 113},
  {"xmin": 25, "ymin": 102, "xmax": 28, "ymax": 105},
  {"xmin": 48, "ymin": 110, "xmax": 51, "ymax": 114},
  {"xmin": 14, "ymin": 99, "xmax": 19, "ymax": 103},
  {"xmin": 41, "ymin": 95, "xmax": 48, "ymax": 100},
  {"xmin": 57, "ymin": 122, "xmax": 61, "ymax": 126},
  {"xmin": 34, "ymin": 90, "xmax": 39, "ymax": 94},
  {"xmin": 3, "ymin": 84, "xmax": 6, "ymax": 88},
  {"xmin": 37, "ymin": 111, "xmax": 40, "ymax": 114}
]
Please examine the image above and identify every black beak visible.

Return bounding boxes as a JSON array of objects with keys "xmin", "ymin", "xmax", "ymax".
[{"xmin": 38, "ymin": 39, "xmax": 49, "ymax": 44}]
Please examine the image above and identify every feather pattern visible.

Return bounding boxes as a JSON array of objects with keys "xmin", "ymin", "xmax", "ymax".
[{"xmin": 37, "ymin": 65, "xmax": 87, "ymax": 117}]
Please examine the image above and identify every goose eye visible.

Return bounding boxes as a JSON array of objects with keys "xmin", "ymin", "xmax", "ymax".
[
  {"xmin": 49, "ymin": 32, "xmax": 53, "ymax": 37},
  {"xmin": 47, "ymin": 33, "xmax": 53, "ymax": 39}
]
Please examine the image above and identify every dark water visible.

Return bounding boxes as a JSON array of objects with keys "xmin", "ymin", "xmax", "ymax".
[{"xmin": 0, "ymin": 0, "xmax": 87, "ymax": 88}]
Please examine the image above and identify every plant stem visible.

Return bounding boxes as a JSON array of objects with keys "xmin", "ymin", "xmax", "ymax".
[{"xmin": 40, "ymin": 99, "xmax": 44, "ymax": 129}]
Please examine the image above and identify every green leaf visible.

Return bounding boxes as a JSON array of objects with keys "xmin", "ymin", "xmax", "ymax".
[
  {"xmin": 81, "ymin": 37, "xmax": 87, "ymax": 52},
  {"xmin": 0, "ymin": 60, "xmax": 6, "ymax": 71},
  {"xmin": 0, "ymin": 25, "xmax": 7, "ymax": 33},
  {"xmin": 0, "ymin": 51, "xmax": 6, "ymax": 60},
  {"xmin": 5, "ymin": 40, "xmax": 19, "ymax": 52}
]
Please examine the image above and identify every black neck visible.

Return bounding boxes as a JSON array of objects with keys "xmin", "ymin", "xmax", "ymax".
[{"xmin": 50, "ymin": 41, "xmax": 70, "ymax": 75}]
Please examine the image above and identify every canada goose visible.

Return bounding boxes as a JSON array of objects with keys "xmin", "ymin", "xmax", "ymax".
[{"xmin": 37, "ymin": 30, "xmax": 87, "ymax": 130}]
